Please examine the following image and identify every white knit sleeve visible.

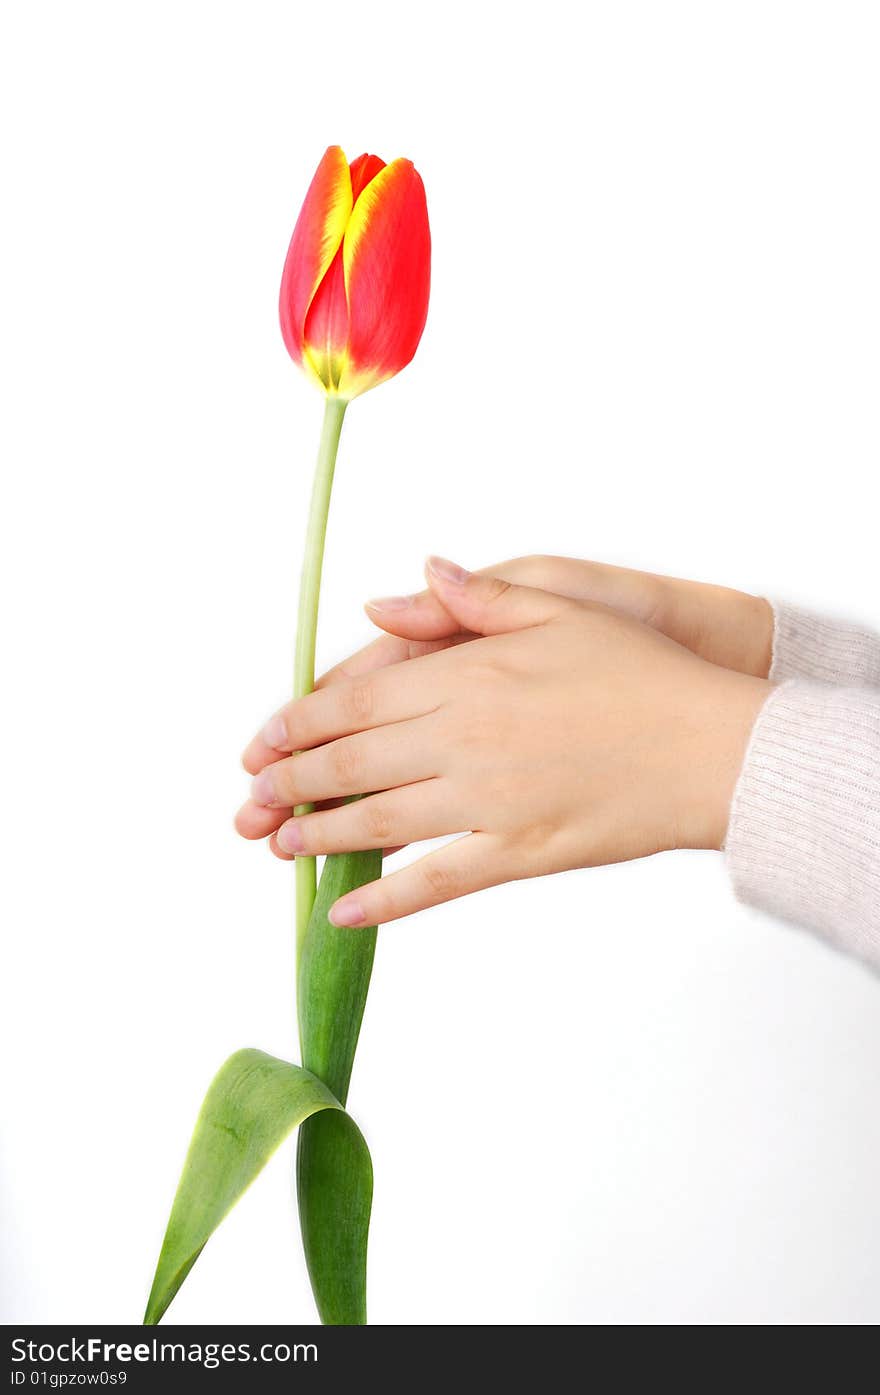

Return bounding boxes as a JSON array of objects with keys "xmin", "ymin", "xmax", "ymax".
[
  {"xmin": 725, "ymin": 680, "xmax": 880, "ymax": 971},
  {"xmin": 770, "ymin": 599, "xmax": 880, "ymax": 686}
]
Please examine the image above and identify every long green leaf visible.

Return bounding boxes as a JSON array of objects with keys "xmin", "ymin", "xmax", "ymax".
[
  {"xmin": 144, "ymin": 1048, "xmax": 372, "ymax": 1325},
  {"xmin": 297, "ymin": 1109, "xmax": 373, "ymax": 1324},
  {"xmin": 295, "ymin": 847, "xmax": 382, "ymax": 1325},
  {"xmin": 298, "ymin": 847, "xmax": 383, "ymax": 1104}
]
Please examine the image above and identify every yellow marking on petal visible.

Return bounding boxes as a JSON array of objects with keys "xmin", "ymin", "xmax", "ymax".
[
  {"xmin": 334, "ymin": 362, "xmax": 392, "ymax": 401},
  {"xmin": 300, "ymin": 346, "xmax": 330, "ymax": 392},
  {"xmin": 341, "ymin": 158, "xmax": 409, "ymax": 301},
  {"xmin": 303, "ymin": 345, "xmax": 350, "ymax": 394},
  {"xmin": 304, "ymin": 147, "xmax": 354, "ymax": 323}
]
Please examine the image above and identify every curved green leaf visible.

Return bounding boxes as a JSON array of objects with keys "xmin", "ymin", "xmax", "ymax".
[
  {"xmin": 297, "ymin": 1109, "xmax": 372, "ymax": 1325},
  {"xmin": 295, "ymin": 848, "xmax": 382, "ymax": 1324},
  {"xmin": 298, "ymin": 847, "xmax": 383, "ymax": 1105},
  {"xmin": 144, "ymin": 1048, "xmax": 372, "ymax": 1325}
]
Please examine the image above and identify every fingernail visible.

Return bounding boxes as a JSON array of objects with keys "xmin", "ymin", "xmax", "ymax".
[
  {"xmin": 328, "ymin": 898, "xmax": 366, "ymax": 927},
  {"xmin": 277, "ymin": 820, "xmax": 305, "ymax": 854},
  {"xmin": 427, "ymin": 555, "xmax": 469, "ymax": 585},
  {"xmin": 251, "ymin": 769, "xmax": 277, "ymax": 806},
  {"xmin": 365, "ymin": 594, "xmax": 415, "ymax": 612},
  {"xmin": 262, "ymin": 715, "xmax": 288, "ymax": 750}
]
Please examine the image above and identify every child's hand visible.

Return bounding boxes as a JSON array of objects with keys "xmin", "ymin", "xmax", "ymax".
[{"xmin": 236, "ymin": 558, "xmax": 770, "ymax": 928}]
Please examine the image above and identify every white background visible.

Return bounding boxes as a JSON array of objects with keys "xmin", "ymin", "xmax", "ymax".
[{"xmin": 2, "ymin": 0, "xmax": 879, "ymax": 1326}]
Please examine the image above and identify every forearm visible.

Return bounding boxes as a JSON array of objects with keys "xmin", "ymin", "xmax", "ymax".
[{"xmin": 725, "ymin": 678, "xmax": 880, "ymax": 971}]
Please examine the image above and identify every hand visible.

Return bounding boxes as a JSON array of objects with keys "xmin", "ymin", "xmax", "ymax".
[
  {"xmin": 358, "ymin": 554, "xmax": 774, "ymax": 680},
  {"xmin": 236, "ymin": 558, "xmax": 770, "ymax": 927}
]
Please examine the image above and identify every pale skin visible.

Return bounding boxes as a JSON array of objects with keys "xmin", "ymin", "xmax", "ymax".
[{"xmin": 236, "ymin": 555, "xmax": 775, "ymax": 928}]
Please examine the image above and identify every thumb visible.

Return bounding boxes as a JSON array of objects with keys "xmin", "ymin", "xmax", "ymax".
[
  {"xmin": 424, "ymin": 556, "xmax": 565, "ymax": 635},
  {"xmin": 364, "ymin": 587, "xmax": 463, "ymax": 641}
]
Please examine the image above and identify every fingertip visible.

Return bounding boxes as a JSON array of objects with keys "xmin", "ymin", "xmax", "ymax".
[
  {"xmin": 328, "ymin": 896, "xmax": 369, "ymax": 928},
  {"xmin": 242, "ymin": 736, "xmax": 286, "ymax": 775},
  {"xmin": 366, "ymin": 584, "xmax": 462, "ymax": 641},
  {"xmin": 261, "ymin": 714, "xmax": 289, "ymax": 751},
  {"xmin": 268, "ymin": 832, "xmax": 295, "ymax": 862},
  {"xmin": 235, "ymin": 799, "xmax": 290, "ymax": 840},
  {"xmin": 364, "ymin": 595, "xmax": 414, "ymax": 616},
  {"xmin": 425, "ymin": 555, "xmax": 470, "ymax": 586},
  {"xmin": 234, "ymin": 802, "xmax": 258, "ymax": 837}
]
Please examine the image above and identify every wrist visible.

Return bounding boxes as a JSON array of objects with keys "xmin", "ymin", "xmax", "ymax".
[
  {"xmin": 646, "ymin": 577, "xmax": 774, "ymax": 679},
  {"xmin": 737, "ymin": 594, "xmax": 774, "ymax": 678},
  {"xmin": 688, "ymin": 670, "xmax": 772, "ymax": 852}
]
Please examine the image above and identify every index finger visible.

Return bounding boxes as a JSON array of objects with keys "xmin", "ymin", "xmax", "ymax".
[
  {"xmin": 316, "ymin": 632, "xmax": 459, "ymax": 689},
  {"xmin": 244, "ymin": 650, "xmax": 447, "ymax": 771},
  {"xmin": 242, "ymin": 633, "xmax": 454, "ymax": 775}
]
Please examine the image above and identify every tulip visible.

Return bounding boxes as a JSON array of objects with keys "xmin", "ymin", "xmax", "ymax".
[
  {"xmin": 146, "ymin": 146, "xmax": 431, "ymax": 1327},
  {"xmin": 280, "ymin": 145, "xmax": 431, "ymax": 400}
]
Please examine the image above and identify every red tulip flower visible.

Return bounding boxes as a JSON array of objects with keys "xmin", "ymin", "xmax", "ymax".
[{"xmin": 280, "ymin": 145, "xmax": 431, "ymax": 399}]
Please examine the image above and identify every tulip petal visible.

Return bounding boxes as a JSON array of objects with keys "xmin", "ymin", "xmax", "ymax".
[
  {"xmin": 339, "ymin": 159, "xmax": 431, "ymax": 398},
  {"xmin": 348, "ymin": 153, "xmax": 385, "ymax": 200},
  {"xmin": 279, "ymin": 146, "xmax": 353, "ymax": 374},
  {"xmin": 303, "ymin": 247, "xmax": 349, "ymax": 391}
]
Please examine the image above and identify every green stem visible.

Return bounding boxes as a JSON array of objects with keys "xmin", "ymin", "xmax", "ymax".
[{"xmin": 294, "ymin": 396, "xmax": 347, "ymax": 967}]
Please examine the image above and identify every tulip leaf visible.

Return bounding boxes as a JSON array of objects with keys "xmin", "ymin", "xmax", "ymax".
[
  {"xmin": 297, "ymin": 847, "xmax": 383, "ymax": 1105},
  {"xmin": 295, "ymin": 847, "xmax": 383, "ymax": 1324},
  {"xmin": 297, "ymin": 1108, "xmax": 373, "ymax": 1325},
  {"xmin": 144, "ymin": 1048, "xmax": 372, "ymax": 1326}
]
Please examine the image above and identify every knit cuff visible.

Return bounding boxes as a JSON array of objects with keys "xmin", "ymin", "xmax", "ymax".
[
  {"xmin": 725, "ymin": 680, "xmax": 880, "ymax": 971},
  {"xmin": 770, "ymin": 600, "xmax": 880, "ymax": 687}
]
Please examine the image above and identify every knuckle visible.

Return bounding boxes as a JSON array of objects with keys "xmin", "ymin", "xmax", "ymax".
[
  {"xmin": 271, "ymin": 760, "xmax": 298, "ymax": 804},
  {"xmin": 330, "ymin": 740, "xmax": 362, "ymax": 789},
  {"xmin": 420, "ymin": 860, "xmax": 460, "ymax": 899},
  {"xmin": 484, "ymin": 575, "xmax": 513, "ymax": 605},
  {"xmin": 341, "ymin": 677, "xmax": 374, "ymax": 724},
  {"xmin": 364, "ymin": 802, "xmax": 393, "ymax": 844}
]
